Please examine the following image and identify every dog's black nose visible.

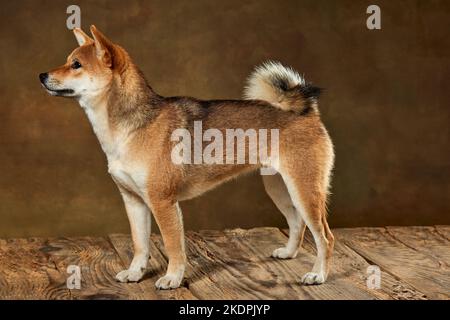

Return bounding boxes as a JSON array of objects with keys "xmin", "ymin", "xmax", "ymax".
[{"xmin": 39, "ymin": 73, "xmax": 48, "ymax": 83}]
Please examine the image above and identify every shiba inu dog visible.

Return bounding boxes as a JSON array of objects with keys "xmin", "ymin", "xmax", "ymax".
[{"xmin": 39, "ymin": 26, "xmax": 335, "ymax": 290}]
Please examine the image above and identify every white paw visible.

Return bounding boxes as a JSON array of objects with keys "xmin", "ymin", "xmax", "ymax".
[
  {"xmin": 300, "ymin": 272, "xmax": 326, "ymax": 285},
  {"xmin": 272, "ymin": 247, "xmax": 297, "ymax": 259},
  {"xmin": 115, "ymin": 268, "xmax": 145, "ymax": 283},
  {"xmin": 155, "ymin": 273, "xmax": 183, "ymax": 290}
]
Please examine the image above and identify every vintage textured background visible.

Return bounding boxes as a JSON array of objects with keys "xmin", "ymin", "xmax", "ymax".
[{"xmin": 0, "ymin": 0, "xmax": 449, "ymax": 237}]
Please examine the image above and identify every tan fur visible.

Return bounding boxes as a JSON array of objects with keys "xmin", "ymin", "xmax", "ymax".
[{"xmin": 40, "ymin": 26, "xmax": 335, "ymax": 289}]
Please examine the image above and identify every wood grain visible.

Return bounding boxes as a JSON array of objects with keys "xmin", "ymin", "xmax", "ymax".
[
  {"xmin": 337, "ymin": 227, "xmax": 449, "ymax": 300},
  {"xmin": 154, "ymin": 230, "xmax": 254, "ymax": 299},
  {"xmin": 283, "ymin": 229, "xmax": 427, "ymax": 300},
  {"xmin": 0, "ymin": 238, "xmax": 71, "ymax": 299},
  {"xmin": 154, "ymin": 227, "xmax": 375, "ymax": 300},
  {"xmin": 0, "ymin": 226, "xmax": 448, "ymax": 300},
  {"xmin": 108, "ymin": 233, "xmax": 197, "ymax": 300},
  {"xmin": 386, "ymin": 226, "xmax": 450, "ymax": 266},
  {"xmin": 435, "ymin": 225, "xmax": 450, "ymax": 241},
  {"xmin": 41, "ymin": 236, "xmax": 146, "ymax": 299}
]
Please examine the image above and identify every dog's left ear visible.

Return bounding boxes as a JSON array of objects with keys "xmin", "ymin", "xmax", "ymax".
[
  {"xmin": 73, "ymin": 28, "xmax": 93, "ymax": 46},
  {"xmin": 90, "ymin": 25, "xmax": 113, "ymax": 67}
]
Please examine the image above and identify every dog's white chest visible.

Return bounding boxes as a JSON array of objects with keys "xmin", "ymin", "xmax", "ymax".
[{"xmin": 107, "ymin": 157, "xmax": 147, "ymax": 197}]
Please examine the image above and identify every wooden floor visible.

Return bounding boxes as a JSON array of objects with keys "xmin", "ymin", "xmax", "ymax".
[{"xmin": 0, "ymin": 226, "xmax": 448, "ymax": 300}]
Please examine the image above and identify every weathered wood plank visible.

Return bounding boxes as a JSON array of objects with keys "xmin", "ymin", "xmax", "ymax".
[
  {"xmin": 386, "ymin": 226, "xmax": 450, "ymax": 266},
  {"xmin": 154, "ymin": 230, "xmax": 253, "ymax": 299},
  {"xmin": 435, "ymin": 225, "xmax": 450, "ymax": 241},
  {"xmin": 108, "ymin": 234, "xmax": 197, "ymax": 300},
  {"xmin": 282, "ymin": 229, "xmax": 427, "ymax": 300},
  {"xmin": 154, "ymin": 228, "xmax": 375, "ymax": 300},
  {"xmin": 1, "ymin": 226, "xmax": 448, "ymax": 300},
  {"xmin": 0, "ymin": 238, "xmax": 71, "ymax": 299},
  {"xmin": 41, "ymin": 237, "xmax": 146, "ymax": 299},
  {"xmin": 337, "ymin": 227, "xmax": 449, "ymax": 300},
  {"xmin": 224, "ymin": 228, "xmax": 379, "ymax": 300}
]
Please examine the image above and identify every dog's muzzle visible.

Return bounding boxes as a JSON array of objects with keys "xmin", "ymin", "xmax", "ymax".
[{"xmin": 39, "ymin": 73, "xmax": 75, "ymax": 96}]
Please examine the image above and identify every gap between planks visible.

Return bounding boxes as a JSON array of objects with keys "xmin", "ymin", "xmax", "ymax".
[
  {"xmin": 1, "ymin": 226, "xmax": 448, "ymax": 300},
  {"xmin": 334, "ymin": 226, "xmax": 448, "ymax": 300},
  {"xmin": 107, "ymin": 234, "xmax": 197, "ymax": 300},
  {"xmin": 153, "ymin": 227, "xmax": 378, "ymax": 300},
  {"xmin": 0, "ymin": 237, "xmax": 149, "ymax": 299},
  {"xmin": 281, "ymin": 228, "xmax": 428, "ymax": 300}
]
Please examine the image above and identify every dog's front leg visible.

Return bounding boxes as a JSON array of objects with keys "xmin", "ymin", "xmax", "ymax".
[
  {"xmin": 115, "ymin": 188, "xmax": 151, "ymax": 283},
  {"xmin": 150, "ymin": 199, "xmax": 186, "ymax": 290}
]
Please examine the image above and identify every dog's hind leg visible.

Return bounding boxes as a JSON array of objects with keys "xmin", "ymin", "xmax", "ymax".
[
  {"xmin": 262, "ymin": 173, "xmax": 306, "ymax": 259},
  {"xmin": 115, "ymin": 188, "xmax": 151, "ymax": 283},
  {"xmin": 280, "ymin": 169, "xmax": 334, "ymax": 285}
]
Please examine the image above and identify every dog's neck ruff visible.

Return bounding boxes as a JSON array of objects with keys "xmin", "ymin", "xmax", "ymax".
[
  {"xmin": 78, "ymin": 94, "xmax": 123, "ymax": 158},
  {"xmin": 77, "ymin": 65, "xmax": 159, "ymax": 158}
]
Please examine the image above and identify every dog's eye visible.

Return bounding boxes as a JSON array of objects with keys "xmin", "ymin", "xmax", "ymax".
[{"xmin": 71, "ymin": 61, "xmax": 82, "ymax": 69}]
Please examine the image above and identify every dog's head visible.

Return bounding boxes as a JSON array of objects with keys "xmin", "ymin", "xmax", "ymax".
[{"xmin": 39, "ymin": 25, "xmax": 126, "ymax": 99}]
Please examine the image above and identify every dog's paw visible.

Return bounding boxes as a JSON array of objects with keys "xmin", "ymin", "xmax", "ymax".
[
  {"xmin": 155, "ymin": 273, "xmax": 183, "ymax": 290},
  {"xmin": 272, "ymin": 247, "xmax": 297, "ymax": 259},
  {"xmin": 300, "ymin": 272, "xmax": 326, "ymax": 285},
  {"xmin": 115, "ymin": 268, "xmax": 145, "ymax": 283}
]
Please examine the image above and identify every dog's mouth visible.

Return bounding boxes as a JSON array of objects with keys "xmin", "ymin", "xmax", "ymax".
[
  {"xmin": 42, "ymin": 83, "xmax": 75, "ymax": 97},
  {"xmin": 48, "ymin": 88, "xmax": 74, "ymax": 95}
]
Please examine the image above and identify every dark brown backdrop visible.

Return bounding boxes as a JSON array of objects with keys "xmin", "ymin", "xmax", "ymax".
[{"xmin": 0, "ymin": 0, "xmax": 449, "ymax": 237}]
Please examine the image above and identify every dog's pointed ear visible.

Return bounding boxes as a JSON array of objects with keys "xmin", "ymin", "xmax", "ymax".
[
  {"xmin": 90, "ymin": 25, "xmax": 112, "ymax": 67},
  {"xmin": 73, "ymin": 28, "xmax": 93, "ymax": 46}
]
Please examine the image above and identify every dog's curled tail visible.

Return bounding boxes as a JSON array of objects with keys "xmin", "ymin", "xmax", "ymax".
[{"xmin": 243, "ymin": 61, "xmax": 321, "ymax": 114}]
